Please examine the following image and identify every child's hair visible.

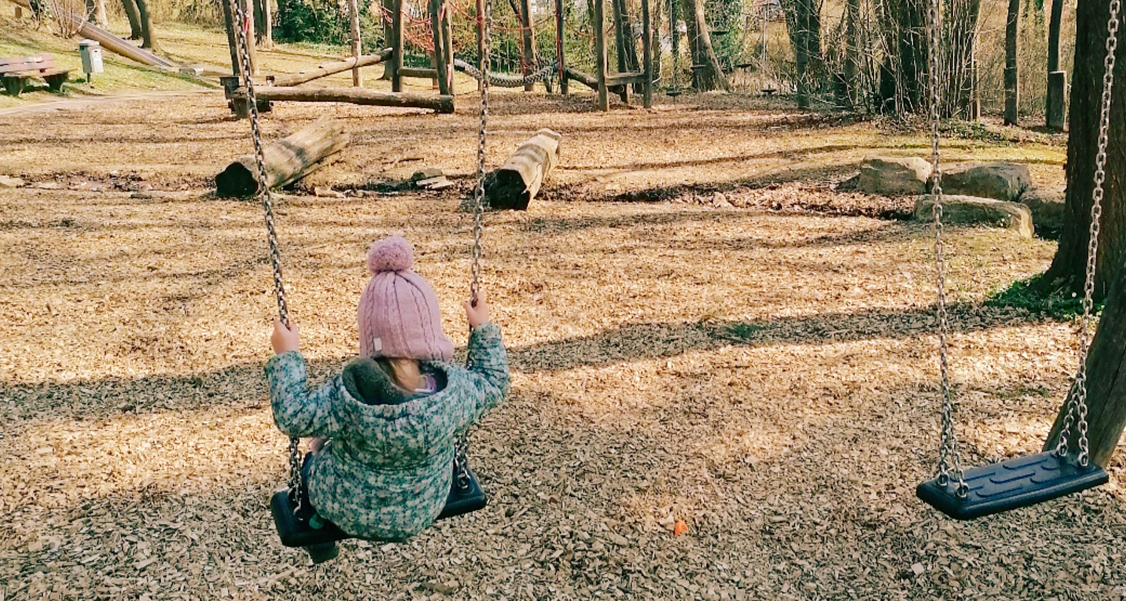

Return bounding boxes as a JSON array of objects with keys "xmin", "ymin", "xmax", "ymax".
[
  {"xmin": 357, "ymin": 236, "xmax": 454, "ymax": 362},
  {"xmin": 380, "ymin": 357, "xmax": 423, "ymax": 391}
]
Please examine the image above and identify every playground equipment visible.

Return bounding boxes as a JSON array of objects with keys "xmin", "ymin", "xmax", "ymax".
[
  {"xmin": 219, "ymin": 0, "xmax": 652, "ymax": 115},
  {"xmin": 8, "ymin": 0, "xmax": 175, "ymax": 70},
  {"xmin": 221, "ymin": 0, "xmax": 454, "ymax": 116},
  {"xmin": 224, "ymin": 0, "xmax": 495, "ymax": 562},
  {"xmin": 914, "ymin": 0, "xmax": 1117, "ymax": 520}
]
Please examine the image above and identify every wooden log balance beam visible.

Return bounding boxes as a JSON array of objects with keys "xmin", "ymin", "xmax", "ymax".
[
  {"xmin": 563, "ymin": 67, "xmax": 624, "ymax": 94},
  {"xmin": 485, "ymin": 129, "xmax": 561, "ymax": 210},
  {"xmin": 215, "ymin": 119, "xmax": 350, "ymax": 198},
  {"xmin": 269, "ymin": 49, "xmax": 392, "ymax": 87},
  {"xmin": 231, "ymin": 86, "xmax": 454, "ymax": 113}
]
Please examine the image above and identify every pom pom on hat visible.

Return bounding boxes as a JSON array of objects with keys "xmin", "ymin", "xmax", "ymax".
[{"xmin": 367, "ymin": 236, "xmax": 414, "ymax": 274}]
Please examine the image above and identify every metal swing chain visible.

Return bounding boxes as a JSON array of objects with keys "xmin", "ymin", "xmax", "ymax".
[
  {"xmin": 927, "ymin": 0, "xmax": 967, "ymax": 496},
  {"xmin": 456, "ymin": 0, "xmax": 491, "ymax": 491},
  {"xmin": 1055, "ymin": 0, "xmax": 1121, "ymax": 466},
  {"xmin": 227, "ymin": 0, "xmax": 304, "ymax": 497}
]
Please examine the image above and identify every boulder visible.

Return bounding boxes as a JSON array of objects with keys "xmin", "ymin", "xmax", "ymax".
[
  {"xmin": 915, "ymin": 195, "xmax": 1034, "ymax": 239},
  {"xmin": 1020, "ymin": 185, "xmax": 1066, "ymax": 237},
  {"xmin": 941, "ymin": 162, "xmax": 1031, "ymax": 201},
  {"xmin": 859, "ymin": 156, "xmax": 933, "ymax": 195}
]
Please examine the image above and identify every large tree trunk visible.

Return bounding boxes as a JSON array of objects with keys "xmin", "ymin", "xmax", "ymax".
[
  {"xmin": 1044, "ymin": 259, "xmax": 1126, "ymax": 467},
  {"xmin": 216, "ymin": 120, "xmax": 350, "ymax": 198},
  {"xmin": 1039, "ymin": 0, "xmax": 1126, "ymax": 300},
  {"xmin": 349, "ymin": 0, "xmax": 362, "ymax": 86},
  {"xmin": 682, "ymin": 0, "xmax": 728, "ymax": 91},
  {"xmin": 120, "ymin": 0, "xmax": 142, "ymax": 39},
  {"xmin": 1003, "ymin": 0, "xmax": 1019, "ymax": 125},
  {"xmin": 87, "ymin": 0, "xmax": 107, "ymax": 26},
  {"xmin": 135, "ymin": 0, "xmax": 158, "ymax": 51},
  {"xmin": 783, "ymin": 0, "xmax": 820, "ymax": 107},
  {"xmin": 222, "ymin": 0, "xmax": 241, "ymax": 76}
]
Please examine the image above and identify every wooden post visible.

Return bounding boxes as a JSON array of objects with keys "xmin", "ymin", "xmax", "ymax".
[
  {"xmin": 444, "ymin": 3, "xmax": 455, "ymax": 95},
  {"xmin": 349, "ymin": 0, "xmax": 362, "ymax": 86},
  {"xmin": 519, "ymin": 0, "xmax": 536, "ymax": 92},
  {"xmin": 476, "ymin": 0, "xmax": 485, "ymax": 92},
  {"xmin": 555, "ymin": 0, "xmax": 567, "ymax": 95},
  {"xmin": 392, "ymin": 0, "xmax": 404, "ymax": 92},
  {"xmin": 240, "ymin": 0, "xmax": 258, "ymax": 75},
  {"xmin": 1047, "ymin": 70, "xmax": 1066, "ymax": 131},
  {"xmin": 641, "ymin": 0, "xmax": 651, "ymax": 107},
  {"xmin": 594, "ymin": 0, "xmax": 608, "ymax": 110},
  {"xmin": 222, "ymin": 0, "xmax": 241, "ymax": 77},
  {"xmin": 431, "ymin": 0, "xmax": 450, "ymax": 95}
]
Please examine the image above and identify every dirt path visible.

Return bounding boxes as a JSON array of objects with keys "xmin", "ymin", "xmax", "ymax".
[
  {"xmin": 3, "ymin": 94, "xmax": 1119, "ymax": 601},
  {"xmin": 0, "ymin": 90, "xmax": 215, "ymax": 118}
]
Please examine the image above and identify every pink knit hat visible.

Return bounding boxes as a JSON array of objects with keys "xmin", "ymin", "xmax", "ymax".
[{"xmin": 357, "ymin": 236, "xmax": 454, "ymax": 361}]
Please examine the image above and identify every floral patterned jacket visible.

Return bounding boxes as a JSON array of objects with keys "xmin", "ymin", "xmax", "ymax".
[{"xmin": 266, "ymin": 323, "xmax": 509, "ymax": 541}]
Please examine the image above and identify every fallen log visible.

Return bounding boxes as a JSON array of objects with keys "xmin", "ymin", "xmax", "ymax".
[
  {"xmin": 485, "ymin": 129, "xmax": 561, "ymax": 210},
  {"xmin": 231, "ymin": 86, "xmax": 454, "ymax": 113},
  {"xmin": 215, "ymin": 119, "xmax": 350, "ymax": 198},
  {"xmin": 270, "ymin": 49, "xmax": 392, "ymax": 87}
]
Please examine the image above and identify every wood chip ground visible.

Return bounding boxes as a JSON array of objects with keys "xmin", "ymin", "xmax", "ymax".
[{"xmin": 1, "ymin": 93, "xmax": 1123, "ymax": 601}]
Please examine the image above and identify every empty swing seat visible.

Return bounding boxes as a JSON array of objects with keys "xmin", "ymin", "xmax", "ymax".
[
  {"xmin": 271, "ymin": 457, "xmax": 487, "ymax": 550},
  {"xmin": 916, "ymin": 451, "xmax": 1108, "ymax": 521}
]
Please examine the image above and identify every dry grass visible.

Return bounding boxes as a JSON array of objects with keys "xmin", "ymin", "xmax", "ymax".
[{"xmin": 4, "ymin": 92, "xmax": 1125, "ymax": 601}]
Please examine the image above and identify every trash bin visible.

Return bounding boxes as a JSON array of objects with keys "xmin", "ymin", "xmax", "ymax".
[{"xmin": 79, "ymin": 40, "xmax": 103, "ymax": 82}]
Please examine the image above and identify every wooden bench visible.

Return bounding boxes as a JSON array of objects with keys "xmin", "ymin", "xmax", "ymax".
[{"xmin": 1, "ymin": 55, "xmax": 70, "ymax": 96}]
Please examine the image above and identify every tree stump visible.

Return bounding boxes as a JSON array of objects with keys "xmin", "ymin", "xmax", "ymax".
[
  {"xmin": 485, "ymin": 129, "xmax": 561, "ymax": 210},
  {"xmin": 215, "ymin": 120, "xmax": 350, "ymax": 198}
]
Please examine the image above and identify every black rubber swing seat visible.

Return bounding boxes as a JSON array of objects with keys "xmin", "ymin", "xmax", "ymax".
[
  {"xmin": 271, "ymin": 458, "xmax": 487, "ymax": 550},
  {"xmin": 916, "ymin": 451, "xmax": 1108, "ymax": 521}
]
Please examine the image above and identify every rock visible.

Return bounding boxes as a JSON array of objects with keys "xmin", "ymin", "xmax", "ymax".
[
  {"xmin": 131, "ymin": 192, "xmax": 154, "ymax": 199},
  {"xmin": 941, "ymin": 162, "xmax": 1031, "ymax": 201},
  {"xmin": 416, "ymin": 176, "xmax": 450, "ymax": 190},
  {"xmin": 1020, "ymin": 185, "xmax": 1066, "ymax": 237},
  {"xmin": 411, "ymin": 167, "xmax": 443, "ymax": 182},
  {"xmin": 914, "ymin": 195, "xmax": 1034, "ymax": 239},
  {"xmin": 34, "ymin": 182, "xmax": 61, "ymax": 190},
  {"xmin": 0, "ymin": 175, "xmax": 25, "ymax": 188},
  {"xmin": 858, "ymin": 156, "xmax": 933, "ymax": 195}
]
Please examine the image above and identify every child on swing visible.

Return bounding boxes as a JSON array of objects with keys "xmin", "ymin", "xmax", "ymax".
[{"xmin": 266, "ymin": 235, "xmax": 509, "ymax": 541}]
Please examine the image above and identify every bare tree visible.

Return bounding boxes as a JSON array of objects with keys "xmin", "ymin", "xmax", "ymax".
[
  {"xmin": 1037, "ymin": 0, "xmax": 1126, "ymax": 301},
  {"xmin": 681, "ymin": 0, "xmax": 729, "ymax": 91},
  {"xmin": 47, "ymin": 0, "xmax": 91, "ymax": 37},
  {"xmin": 1003, "ymin": 0, "xmax": 1019, "ymax": 125}
]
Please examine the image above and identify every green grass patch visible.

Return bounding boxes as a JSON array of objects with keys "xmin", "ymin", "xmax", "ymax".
[
  {"xmin": 720, "ymin": 323, "xmax": 767, "ymax": 341},
  {"xmin": 986, "ymin": 274, "xmax": 1104, "ymax": 320}
]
